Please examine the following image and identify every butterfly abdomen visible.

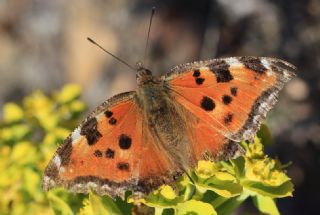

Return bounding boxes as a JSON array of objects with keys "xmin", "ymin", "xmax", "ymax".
[{"xmin": 137, "ymin": 81, "xmax": 187, "ymax": 154}]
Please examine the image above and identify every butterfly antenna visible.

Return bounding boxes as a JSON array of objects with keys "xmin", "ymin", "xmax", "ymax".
[
  {"xmin": 87, "ymin": 37, "xmax": 136, "ymax": 71},
  {"xmin": 143, "ymin": 7, "xmax": 156, "ymax": 67}
]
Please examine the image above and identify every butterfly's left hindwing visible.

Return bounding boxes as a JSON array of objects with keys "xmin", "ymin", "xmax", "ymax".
[
  {"xmin": 43, "ymin": 91, "xmax": 180, "ymax": 197},
  {"xmin": 164, "ymin": 57, "xmax": 295, "ymax": 144}
]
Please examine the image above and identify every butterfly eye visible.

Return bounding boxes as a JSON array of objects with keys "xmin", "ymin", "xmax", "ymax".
[
  {"xmin": 136, "ymin": 69, "xmax": 153, "ymax": 85},
  {"xmin": 136, "ymin": 69, "xmax": 152, "ymax": 78},
  {"xmin": 145, "ymin": 69, "xmax": 152, "ymax": 75}
]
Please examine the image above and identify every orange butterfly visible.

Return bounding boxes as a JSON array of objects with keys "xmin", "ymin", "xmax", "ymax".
[{"xmin": 42, "ymin": 54, "xmax": 296, "ymax": 197}]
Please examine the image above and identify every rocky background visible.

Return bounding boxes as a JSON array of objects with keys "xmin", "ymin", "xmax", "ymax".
[{"xmin": 0, "ymin": 0, "xmax": 319, "ymax": 214}]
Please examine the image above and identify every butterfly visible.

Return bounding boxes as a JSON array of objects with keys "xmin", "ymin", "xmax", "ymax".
[{"xmin": 42, "ymin": 55, "xmax": 296, "ymax": 198}]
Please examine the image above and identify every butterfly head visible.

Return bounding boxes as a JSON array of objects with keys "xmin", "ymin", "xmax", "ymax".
[{"xmin": 136, "ymin": 62, "xmax": 153, "ymax": 85}]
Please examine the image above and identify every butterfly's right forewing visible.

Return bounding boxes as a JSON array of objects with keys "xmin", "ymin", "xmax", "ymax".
[{"xmin": 163, "ymin": 57, "xmax": 295, "ymax": 162}]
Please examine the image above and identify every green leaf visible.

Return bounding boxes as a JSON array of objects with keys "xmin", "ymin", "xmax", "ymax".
[
  {"xmin": 48, "ymin": 192, "xmax": 74, "ymax": 215},
  {"xmin": 196, "ymin": 178, "xmax": 242, "ymax": 198},
  {"xmin": 176, "ymin": 200, "xmax": 217, "ymax": 215},
  {"xmin": 257, "ymin": 124, "xmax": 273, "ymax": 146},
  {"xmin": 215, "ymin": 192, "xmax": 249, "ymax": 215},
  {"xmin": 253, "ymin": 195, "xmax": 280, "ymax": 215},
  {"xmin": 140, "ymin": 185, "xmax": 184, "ymax": 208},
  {"xmin": 210, "ymin": 195, "xmax": 228, "ymax": 208},
  {"xmin": 79, "ymin": 198, "xmax": 94, "ymax": 215},
  {"xmin": 88, "ymin": 192, "xmax": 123, "ymax": 215},
  {"xmin": 242, "ymin": 180, "xmax": 294, "ymax": 198},
  {"xmin": 230, "ymin": 157, "xmax": 245, "ymax": 179},
  {"xmin": 176, "ymin": 174, "xmax": 195, "ymax": 201},
  {"xmin": 220, "ymin": 161, "xmax": 235, "ymax": 175},
  {"xmin": 192, "ymin": 160, "xmax": 242, "ymax": 198},
  {"xmin": 114, "ymin": 192, "xmax": 133, "ymax": 215}
]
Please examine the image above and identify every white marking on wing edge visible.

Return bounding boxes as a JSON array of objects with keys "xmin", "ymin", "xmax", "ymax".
[
  {"xmin": 261, "ymin": 59, "xmax": 271, "ymax": 69},
  {"xmin": 225, "ymin": 57, "xmax": 241, "ymax": 66},
  {"xmin": 43, "ymin": 176, "xmax": 56, "ymax": 190},
  {"xmin": 53, "ymin": 155, "xmax": 61, "ymax": 168},
  {"xmin": 71, "ymin": 127, "xmax": 81, "ymax": 142},
  {"xmin": 258, "ymin": 102, "xmax": 268, "ymax": 113},
  {"xmin": 261, "ymin": 59, "xmax": 273, "ymax": 76},
  {"xmin": 87, "ymin": 182, "xmax": 98, "ymax": 188},
  {"xmin": 76, "ymin": 184, "xmax": 83, "ymax": 188},
  {"xmin": 94, "ymin": 115, "xmax": 101, "ymax": 122},
  {"xmin": 243, "ymin": 129, "xmax": 253, "ymax": 140},
  {"xmin": 283, "ymin": 70, "xmax": 291, "ymax": 79},
  {"xmin": 101, "ymin": 185, "xmax": 111, "ymax": 190},
  {"xmin": 253, "ymin": 115, "xmax": 261, "ymax": 124},
  {"xmin": 43, "ymin": 176, "xmax": 51, "ymax": 184},
  {"xmin": 95, "ymin": 112, "xmax": 103, "ymax": 120}
]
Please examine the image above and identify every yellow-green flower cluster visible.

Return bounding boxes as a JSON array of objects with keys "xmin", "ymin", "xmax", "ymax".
[
  {"xmin": 238, "ymin": 137, "xmax": 293, "ymax": 198},
  {"xmin": 125, "ymin": 136, "xmax": 293, "ymax": 215},
  {"xmin": 0, "ymin": 84, "xmax": 86, "ymax": 215}
]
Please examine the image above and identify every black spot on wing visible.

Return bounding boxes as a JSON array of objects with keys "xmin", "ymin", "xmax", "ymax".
[
  {"xmin": 119, "ymin": 134, "xmax": 132, "ymax": 149},
  {"xmin": 207, "ymin": 60, "xmax": 233, "ymax": 83},
  {"xmin": 105, "ymin": 148, "xmax": 115, "ymax": 159},
  {"xmin": 117, "ymin": 162, "xmax": 130, "ymax": 171},
  {"xmin": 230, "ymin": 87, "xmax": 238, "ymax": 96},
  {"xmin": 81, "ymin": 117, "xmax": 102, "ymax": 145},
  {"xmin": 239, "ymin": 57, "xmax": 267, "ymax": 74},
  {"xmin": 104, "ymin": 110, "xmax": 113, "ymax": 118},
  {"xmin": 193, "ymin": 69, "xmax": 201, "ymax": 77},
  {"xmin": 222, "ymin": 95, "xmax": 232, "ymax": 105},
  {"xmin": 201, "ymin": 96, "xmax": 215, "ymax": 111},
  {"xmin": 109, "ymin": 117, "xmax": 117, "ymax": 125},
  {"xmin": 94, "ymin": 150, "xmax": 103, "ymax": 158},
  {"xmin": 224, "ymin": 113, "xmax": 233, "ymax": 125},
  {"xmin": 195, "ymin": 78, "xmax": 205, "ymax": 85}
]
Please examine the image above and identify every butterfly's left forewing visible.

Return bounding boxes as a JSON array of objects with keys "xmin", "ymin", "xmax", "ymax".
[{"xmin": 43, "ymin": 91, "xmax": 179, "ymax": 197}]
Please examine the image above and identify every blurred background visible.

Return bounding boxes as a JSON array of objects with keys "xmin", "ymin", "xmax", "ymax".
[{"xmin": 0, "ymin": 0, "xmax": 319, "ymax": 214}]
